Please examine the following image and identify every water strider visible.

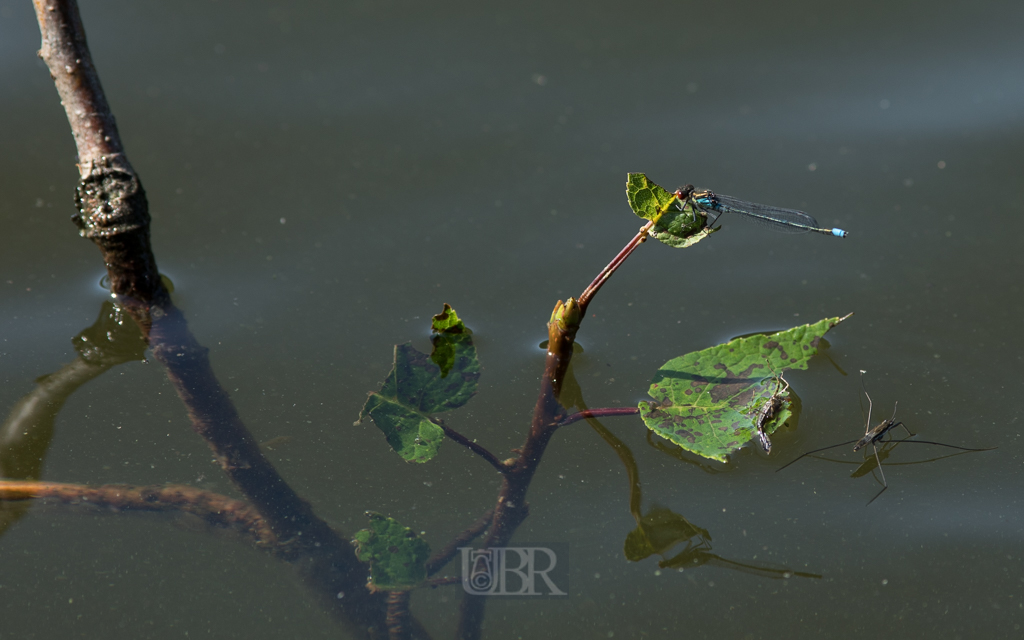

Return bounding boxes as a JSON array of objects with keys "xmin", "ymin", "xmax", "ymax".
[
  {"xmin": 671, "ymin": 185, "xmax": 849, "ymax": 237},
  {"xmin": 776, "ymin": 372, "xmax": 994, "ymax": 504}
]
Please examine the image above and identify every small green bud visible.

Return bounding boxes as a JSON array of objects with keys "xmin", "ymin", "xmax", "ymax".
[{"xmin": 554, "ymin": 297, "xmax": 581, "ymax": 331}]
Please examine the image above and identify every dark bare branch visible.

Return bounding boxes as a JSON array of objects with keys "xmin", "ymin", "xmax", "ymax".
[
  {"xmin": 30, "ymin": 3, "xmax": 391, "ymax": 636},
  {"xmin": 34, "ymin": 0, "xmax": 128, "ymax": 175}
]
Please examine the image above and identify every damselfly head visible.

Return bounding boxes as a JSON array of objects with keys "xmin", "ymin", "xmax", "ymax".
[{"xmin": 674, "ymin": 184, "xmax": 695, "ymax": 199}]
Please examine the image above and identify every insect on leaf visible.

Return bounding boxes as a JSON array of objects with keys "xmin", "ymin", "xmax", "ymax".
[
  {"xmin": 639, "ymin": 314, "xmax": 851, "ymax": 462},
  {"xmin": 626, "ymin": 173, "xmax": 716, "ymax": 249}
]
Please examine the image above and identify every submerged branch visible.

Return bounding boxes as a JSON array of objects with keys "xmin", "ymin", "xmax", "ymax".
[
  {"xmin": 385, "ymin": 591, "xmax": 412, "ymax": 640},
  {"xmin": 32, "ymin": 0, "xmax": 336, "ymax": 548},
  {"xmin": 0, "ymin": 480, "xmax": 277, "ymax": 546},
  {"xmin": 32, "ymin": 2, "xmax": 391, "ymax": 636},
  {"xmin": 146, "ymin": 303, "xmax": 335, "ymax": 545},
  {"xmin": 426, "ymin": 508, "xmax": 494, "ymax": 577},
  {"xmin": 557, "ymin": 407, "xmax": 640, "ymax": 428},
  {"xmin": 456, "ymin": 299, "xmax": 580, "ymax": 639},
  {"xmin": 455, "ymin": 209, "xmax": 683, "ymax": 636}
]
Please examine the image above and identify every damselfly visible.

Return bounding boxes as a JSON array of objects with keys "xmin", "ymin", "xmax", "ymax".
[{"xmin": 672, "ymin": 185, "xmax": 848, "ymax": 238}]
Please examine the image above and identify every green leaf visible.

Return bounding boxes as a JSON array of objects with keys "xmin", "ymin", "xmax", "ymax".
[
  {"xmin": 639, "ymin": 314, "xmax": 851, "ymax": 462},
  {"xmin": 430, "ymin": 302, "xmax": 464, "ymax": 333},
  {"xmin": 359, "ymin": 390, "xmax": 445, "ymax": 463},
  {"xmin": 353, "ymin": 512, "xmax": 431, "ymax": 592},
  {"xmin": 358, "ymin": 305, "xmax": 480, "ymax": 463},
  {"xmin": 626, "ymin": 173, "xmax": 716, "ymax": 248},
  {"xmin": 430, "ymin": 303, "xmax": 473, "ymax": 378}
]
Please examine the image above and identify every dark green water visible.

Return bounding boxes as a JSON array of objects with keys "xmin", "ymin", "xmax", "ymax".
[{"xmin": 1, "ymin": 0, "xmax": 1023, "ymax": 638}]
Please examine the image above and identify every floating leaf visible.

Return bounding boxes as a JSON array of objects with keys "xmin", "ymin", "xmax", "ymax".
[
  {"xmin": 358, "ymin": 305, "xmax": 480, "ymax": 463},
  {"xmin": 639, "ymin": 314, "xmax": 851, "ymax": 462},
  {"xmin": 626, "ymin": 173, "xmax": 716, "ymax": 248},
  {"xmin": 353, "ymin": 512, "xmax": 431, "ymax": 591}
]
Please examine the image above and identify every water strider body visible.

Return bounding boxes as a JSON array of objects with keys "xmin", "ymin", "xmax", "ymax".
[{"xmin": 777, "ymin": 372, "xmax": 994, "ymax": 504}]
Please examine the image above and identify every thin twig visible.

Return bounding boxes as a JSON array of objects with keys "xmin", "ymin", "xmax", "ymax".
[
  {"xmin": 577, "ymin": 222, "xmax": 653, "ymax": 315},
  {"xmin": 426, "ymin": 509, "xmax": 494, "ymax": 576},
  {"xmin": 556, "ymin": 407, "xmax": 640, "ymax": 428},
  {"xmin": 437, "ymin": 422, "xmax": 508, "ymax": 474},
  {"xmin": 0, "ymin": 480, "xmax": 277, "ymax": 546}
]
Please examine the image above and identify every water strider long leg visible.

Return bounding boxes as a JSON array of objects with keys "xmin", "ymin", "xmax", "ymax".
[
  {"xmin": 866, "ymin": 443, "xmax": 888, "ymax": 505},
  {"xmin": 786, "ymin": 371, "xmax": 995, "ymax": 502},
  {"xmin": 894, "ymin": 421, "xmax": 914, "ymax": 439},
  {"xmin": 863, "ymin": 434, "xmax": 996, "ymax": 505},
  {"xmin": 776, "ymin": 439, "xmax": 859, "ymax": 472},
  {"xmin": 880, "ymin": 437, "xmax": 996, "ymax": 453}
]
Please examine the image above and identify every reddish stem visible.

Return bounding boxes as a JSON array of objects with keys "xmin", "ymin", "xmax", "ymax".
[
  {"xmin": 556, "ymin": 407, "xmax": 640, "ymax": 427},
  {"xmin": 437, "ymin": 422, "xmax": 508, "ymax": 474},
  {"xmin": 577, "ymin": 221, "xmax": 654, "ymax": 315},
  {"xmin": 0, "ymin": 480, "xmax": 276, "ymax": 546}
]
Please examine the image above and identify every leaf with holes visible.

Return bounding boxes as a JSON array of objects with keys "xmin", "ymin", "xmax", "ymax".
[
  {"xmin": 357, "ymin": 304, "xmax": 479, "ymax": 463},
  {"xmin": 639, "ymin": 314, "xmax": 851, "ymax": 462}
]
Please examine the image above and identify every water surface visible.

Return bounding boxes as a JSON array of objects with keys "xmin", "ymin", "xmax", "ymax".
[{"xmin": 1, "ymin": 0, "xmax": 1022, "ymax": 638}]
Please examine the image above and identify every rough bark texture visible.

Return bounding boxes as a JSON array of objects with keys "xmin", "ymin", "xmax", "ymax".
[
  {"xmin": 35, "ymin": 0, "xmax": 126, "ymax": 171},
  {"xmin": 30, "ymin": 2, "xmax": 393, "ymax": 637},
  {"xmin": 35, "ymin": 0, "xmax": 165, "ymax": 307}
]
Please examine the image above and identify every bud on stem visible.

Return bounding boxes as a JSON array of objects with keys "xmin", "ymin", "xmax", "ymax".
[{"xmin": 550, "ymin": 297, "xmax": 581, "ymax": 332}]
